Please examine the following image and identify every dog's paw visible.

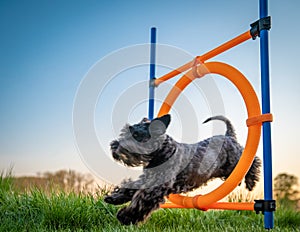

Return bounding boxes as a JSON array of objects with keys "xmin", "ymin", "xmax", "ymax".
[
  {"xmin": 104, "ymin": 194, "xmax": 131, "ymax": 205},
  {"xmin": 104, "ymin": 195, "xmax": 115, "ymax": 204},
  {"xmin": 117, "ymin": 208, "xmax": 138, "ymax": 225}
]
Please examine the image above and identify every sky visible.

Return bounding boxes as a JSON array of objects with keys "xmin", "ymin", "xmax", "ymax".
[{"xmin": 1, "ymin": 0, "xmax": 300, "ymax": 190}]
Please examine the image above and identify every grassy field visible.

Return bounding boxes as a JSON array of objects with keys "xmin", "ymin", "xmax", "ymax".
[{"xmin": 1, "ymin": 173, "xmax": 299, "ymax": 232}]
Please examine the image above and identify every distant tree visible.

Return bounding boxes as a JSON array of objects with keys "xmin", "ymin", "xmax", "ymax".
[
  {"xmin": 274, "ymin": 173, "xmax": 300, "ymax": 210},
  {"xmin": 42, "ymin": 170, "xmax": 95, "ymax": 193},
  {"xmin": 13, "ymin": 169, "xmax": 95, "ymax": 194}
]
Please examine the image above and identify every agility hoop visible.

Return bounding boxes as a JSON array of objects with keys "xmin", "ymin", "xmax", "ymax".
[{"xmin": 159, "ymin": 62, "xmax": 267, "ymax": 209}]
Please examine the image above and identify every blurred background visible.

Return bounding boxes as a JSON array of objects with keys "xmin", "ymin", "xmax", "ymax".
[{"xmin": 0, "ymin": 1, "xmax": 299, "ymax": 201}]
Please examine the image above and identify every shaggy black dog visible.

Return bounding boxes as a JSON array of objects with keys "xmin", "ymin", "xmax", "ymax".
[{"xmin": 105, "ymin": 115, "xmax": 261, "ymax": 225}]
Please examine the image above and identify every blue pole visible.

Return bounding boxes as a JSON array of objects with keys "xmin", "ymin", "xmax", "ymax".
[
  {"xmin": 259, "ymin": 0, "xmax": 274, "ymax": 229},
  {"xmin": 148, "ymin": 27, "xmax": 156, "ymax": 120}
]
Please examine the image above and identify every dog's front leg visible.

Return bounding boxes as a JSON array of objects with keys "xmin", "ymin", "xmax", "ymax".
[
  {"xmin": 104, "ymin": 186, "xmax": 137, "ymax": 205},
  {"xmin": 116, "ymin": 187, "xmax": 166, "ymax": 225},
  {"xmin": 104, "ymin": 177, "xmax": 145, "ymax": 205}
]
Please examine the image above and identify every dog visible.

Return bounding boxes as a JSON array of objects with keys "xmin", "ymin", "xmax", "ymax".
[{"xmin": 104, "ymin": 114, "xmax": 261, "ymax": 225}]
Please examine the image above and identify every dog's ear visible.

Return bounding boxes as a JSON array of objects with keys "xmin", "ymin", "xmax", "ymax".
[
  {"xmin": 149, "ymin": 114, "xmax": 171, "ymax": 136},
  {"xmin": 154, "ymin": 114, "xmax": 171, "ymax": 128}
]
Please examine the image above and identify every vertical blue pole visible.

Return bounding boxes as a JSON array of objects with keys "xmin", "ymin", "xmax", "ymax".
[
  {"xmin": 148, "ymin": 27, "xmax": 156, "ymax": 120},
  {"xmin": 259, "ymin": 0, "xmax": 274, "ymax": 229}
]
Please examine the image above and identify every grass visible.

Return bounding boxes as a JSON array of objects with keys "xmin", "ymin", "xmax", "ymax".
[{"xmin": 1, "ymin": 172, "xmax": 300, "ymax": 231}]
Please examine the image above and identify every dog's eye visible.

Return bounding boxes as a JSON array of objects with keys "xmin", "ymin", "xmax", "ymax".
[
  {"xmin": 132, "ymin": 132, "xmax": 139, "ymax": 139},
  {"xmin": 131, "ymin": 131, "xmax": 146, "ymax": 142},
  {"xmin": 129, "ymin": 126, "xmax": 142, "ymax": 140}
]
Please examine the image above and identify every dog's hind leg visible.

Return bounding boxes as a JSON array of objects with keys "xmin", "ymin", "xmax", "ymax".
[{"xmin": 244, "ymin": 156, "xmax": 262, "ymax": 191}]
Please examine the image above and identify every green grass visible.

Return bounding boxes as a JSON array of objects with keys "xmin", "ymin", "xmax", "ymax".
[{"xmin": 1, "ymin": 172, "xmax": 299, "ymax": 231}]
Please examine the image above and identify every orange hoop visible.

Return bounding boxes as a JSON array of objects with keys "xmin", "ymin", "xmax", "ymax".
[{"xmin": 159, "ymin": 62, "xmax": 262, "ymax": 209}]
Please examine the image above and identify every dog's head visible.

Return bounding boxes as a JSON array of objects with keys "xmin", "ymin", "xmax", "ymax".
[{"xmin": 110, "ymin": 114, "xmax": 171, "ymax": 167}]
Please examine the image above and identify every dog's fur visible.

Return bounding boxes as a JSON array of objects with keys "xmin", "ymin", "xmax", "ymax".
[{"xmin": 104, "ymin": 115, "xmax": 261, "ymax": 225}]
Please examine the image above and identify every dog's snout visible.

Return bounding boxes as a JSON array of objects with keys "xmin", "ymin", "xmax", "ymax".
[{"xmin": 111, "ymin": 140, "xmax": 119, "ymax": 150}]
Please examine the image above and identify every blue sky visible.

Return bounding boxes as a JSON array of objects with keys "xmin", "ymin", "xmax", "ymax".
[{"xmin": 1, "ymin": 0, "xmax": 300, "ymax": 187}]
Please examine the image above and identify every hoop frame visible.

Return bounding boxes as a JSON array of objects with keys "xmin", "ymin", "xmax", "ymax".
[{"xmin": 159, "ymin": 62, "xmax": 262, "ymax": 209}]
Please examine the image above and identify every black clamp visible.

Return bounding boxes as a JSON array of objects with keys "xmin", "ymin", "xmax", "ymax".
[
  {"xmin": 250, "ymin": 16, "xmax": 271, "ymax": 40},
  {"xmin": 149, "ymin": 78, "xmax": 157, "ymax": 88},
  {"xmin": 254, "ymin": 199, "xmax": 276, "ymax": 214}
]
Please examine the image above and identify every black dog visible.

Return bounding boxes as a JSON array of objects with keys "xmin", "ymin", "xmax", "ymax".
[{"xmin": 105, "ymin": 115, "xmax": 261, "ymax": 225}]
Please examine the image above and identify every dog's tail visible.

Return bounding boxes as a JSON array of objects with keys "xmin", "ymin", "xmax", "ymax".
[{"xmin": 203, "ymin": 115, "xmax": 236, "ymax": 139}]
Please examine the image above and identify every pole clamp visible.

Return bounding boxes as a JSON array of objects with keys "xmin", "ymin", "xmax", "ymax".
[
  {"xmin": 149, "ymin": 78, "xmax": 157, "ymax": 88},
  {"xmin": 254, "ymin": 199, "xmax": 276, "ymax": 214},
  {"xmin": 250, "ymin": 16, "xmax": 271, "ymax": 40}
]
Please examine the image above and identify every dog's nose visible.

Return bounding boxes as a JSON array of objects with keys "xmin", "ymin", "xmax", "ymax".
[{"xmin": 111, "ymin": 140, "xmax": 119, "ymax": 149}]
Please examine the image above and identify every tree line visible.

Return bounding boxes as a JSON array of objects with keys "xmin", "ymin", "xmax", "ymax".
[
  {"xmin": 8, "ymin": 169, "xmax": 300, "ymax": 209},
  {"xmin": 274, "ymin": 173, "xmax": 299, "ymax": 210},
  {"xmin": 12, "ymin": 169, "xmax": 96, "ymax": 194}
]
